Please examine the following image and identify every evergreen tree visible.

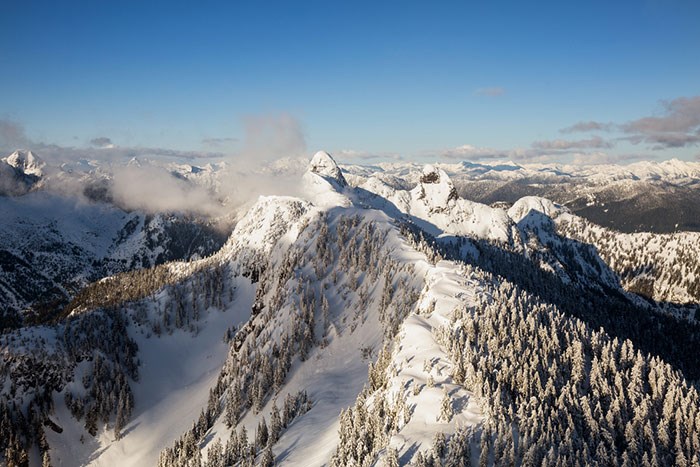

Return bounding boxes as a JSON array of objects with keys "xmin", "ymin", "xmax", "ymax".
[
  {"xmin": 260, "ymin": 444, "xmax": 275, "ymax": 467},
  {"xmin": 256, "ymin": 417, "xmax": 269, "ymax": 449},
  {"xmin": 270, "ymin": 402, "xmax": 282, "ymax": 445}
]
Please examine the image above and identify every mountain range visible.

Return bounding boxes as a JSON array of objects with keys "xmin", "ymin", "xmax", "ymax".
[{"xmin": 1, "ymin": 150, "xmax": 699, "ymax": 466}]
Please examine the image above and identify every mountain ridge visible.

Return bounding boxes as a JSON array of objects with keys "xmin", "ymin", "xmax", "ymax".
[{"xmin": 1, "ymin": 151, "xmax": 700, "ymax": 466}]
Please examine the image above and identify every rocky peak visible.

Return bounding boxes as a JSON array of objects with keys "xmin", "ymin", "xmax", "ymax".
[
  {"xmin": 4, "ymin": 150, "xmax": 45, "ymax": 177},
  {"xmin": 415, "ymin": 164, "xmax": 458, "ymax": 207},
  {"xmin": 308, "ymin": 151, "xmax": 347, "ymax": 187}
]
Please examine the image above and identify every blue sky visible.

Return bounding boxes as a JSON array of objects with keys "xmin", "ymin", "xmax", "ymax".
[{"xmin": 1, "ymin": 0, "xmax": 699, "ymax": 164}]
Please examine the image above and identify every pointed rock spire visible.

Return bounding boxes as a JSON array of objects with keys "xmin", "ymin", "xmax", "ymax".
[
  {"xmin": 416, "ymin": 164, "xmax": 458, "ymax": 207},
  {"xmin": 308, "ymin": 151, "xmax": 347, "ymax": 187}
]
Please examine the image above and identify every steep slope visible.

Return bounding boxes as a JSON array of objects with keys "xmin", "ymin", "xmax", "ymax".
[
  {"xmin": 507, "ymin": 196, "xmax": 621, "ymax": 292},
  {"xmin": 0, "ymin": 191, "xmax": 227, "ymax": 327},
  {"xmin": 302, "ymin": 150, "xmax": 352, "ymax": 208},
  {"xmin": 156, "ymin": 155, "xmax": 486, "ymax": 466},
  {"xmin": 556, "ymin": 210, "xmax": 700, "ymax": 305},
  {"xmin": 0, "ymin": 153, "xmax": 488, "ymax": 466},
  {"xmin": 504, "ymin": 195, "xmax": 700, "ymax": 307}
]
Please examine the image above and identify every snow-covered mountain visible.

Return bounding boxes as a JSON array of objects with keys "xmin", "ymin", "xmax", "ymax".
[
  {"xmin": 0, "ymin": 150, "xmax": 46, "ymax": 196},
  {"xmin": 1, "ymin": 151, "xmax": 700, "ymax": 466},
  {"xmin": 555, "ymin": 208, "xmax": 700, "ymax": 305},
  {"xmin": 0, "ymin": 192, "xmax": 227, "ymax": 328},
  {"xmin": 4, "ymin": 150, "xmax": 46, "ymax": 178},
  {"xmin": 0, "ymin": 150, "xmax": 237, "ymax": 327},
  {"xmin": 342, "ymin": 157, "xmax": 700, "ymax": 187},
  {"xmin": 358, "ymin": 164, "xmax": 516, "ymax": 244},
  {"xmin": 343, "ymin": 157, "xmax": 700, "ymax": 233}
]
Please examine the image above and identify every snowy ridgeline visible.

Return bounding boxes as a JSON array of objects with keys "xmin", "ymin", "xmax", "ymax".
[
  {"xmin": 2, "ymin": 147, "xmax": 699, "ymax": 322},
  {"xmin": 1, "ymin": 151, "xmax": 700, "ymax": 466}
]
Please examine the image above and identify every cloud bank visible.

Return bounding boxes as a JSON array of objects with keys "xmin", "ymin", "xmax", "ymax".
[
  {"xmin": 560, "ymin": 121, "xmax": 614, "ymax": 133},
  {"xmin": 436, "ymin": 137, "xmax": 616, "ymax": 164},
  {"xmin": 561, "ymin": 95, "xmax": 700, "ymax": 150},
  {"xmin": 0, "ymin": 119, "xmax": 224, "ymax": 163},
  {"xmin": 531, "ymin": 136, "xmax": 613, "ymax": 150},
  {"xmin": 202, "ymin": 137, "xmax": 238, "ymax": 147},
  {"xmin": 110, "ymin": 165, "xmax": 224, "ymax": 216},
  {"xmin": 0, "ymin": 114, "xmax": 312, "ymax": 218},
  {"xmin": 435, "ymin": 95, "xmax": 700, "ymax": 165}
]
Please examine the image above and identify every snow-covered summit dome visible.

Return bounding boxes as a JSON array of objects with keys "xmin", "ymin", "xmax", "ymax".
[
  {"xmin": 308, "ymin": 151, "xmax": 347, "ymax": 187},
  {"xmin": 507, "ymin": 196, "xmax": 567, "ymax": 223}
]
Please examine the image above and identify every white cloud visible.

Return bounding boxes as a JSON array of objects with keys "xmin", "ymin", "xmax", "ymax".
[
  {"xmin": 111, "ymin": 165, "xmax": 223, "ymax": 216},
  {"xmin": 561, "ymin": 95, "xmax": 700, "ymax": 149},
  {"xmin": 531, "ymin": 136, "xmax": 613, "ymax": 150},
  {"xmin": 238, "ymin": 113, "xmax": 306, "ymax": 165}
]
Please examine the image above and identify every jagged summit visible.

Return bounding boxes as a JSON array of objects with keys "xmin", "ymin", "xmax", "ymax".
[
  {"xmin": 415, "ymin": 164, "xmax": 458, "ymax": 207},
  {"xmin": 302, "ymin": 151, "xmax": 351, "ymax": 207},
  {"xmin": 420, "ymin": 164, "xmax": 440, "ymax": 183},
  {"xmin": 356, "ymin": 162, "xmax": 515, "ymax": 241},
  {"xmin": 4, "ymin": 150, "xmax": 45, "ymax": 177},
  {"xmin": 308, "ymin": 151, "xmax": 347, "ymax": 187}
]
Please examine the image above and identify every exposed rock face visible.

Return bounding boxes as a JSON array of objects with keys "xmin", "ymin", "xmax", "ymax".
[{"xmin": 415, "ymin": 165, "xmax": 459, "ymax": 207}]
